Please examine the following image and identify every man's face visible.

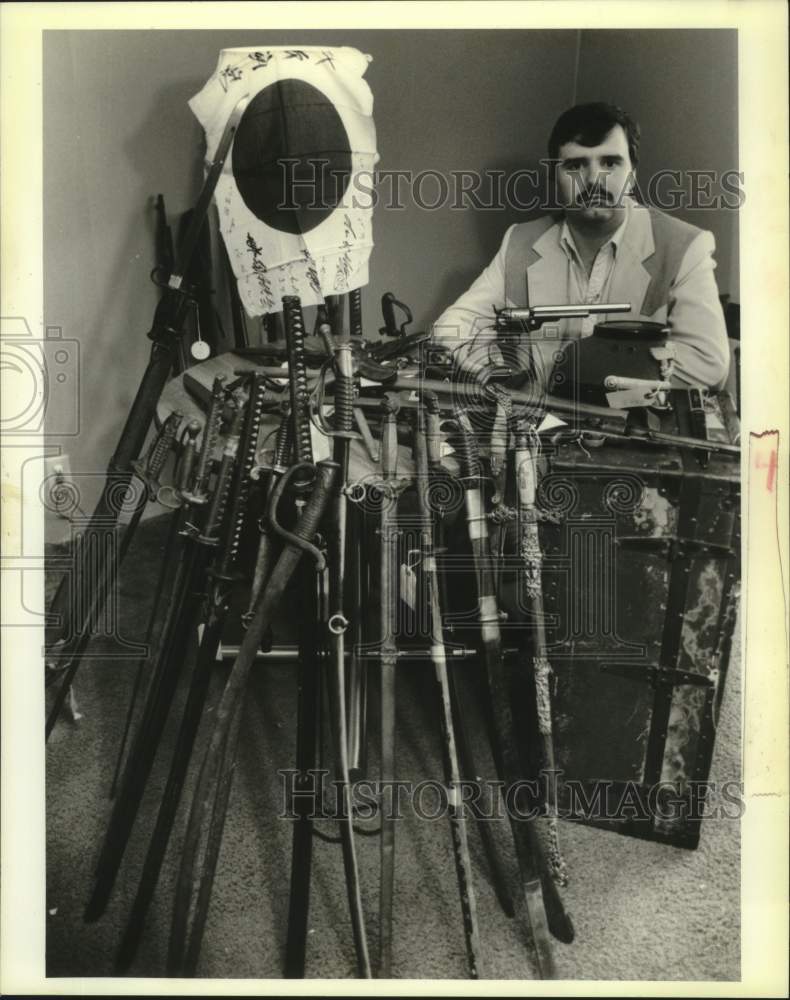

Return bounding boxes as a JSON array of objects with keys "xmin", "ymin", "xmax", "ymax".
[{"xmin": 555, "ymin": 124, "xmax": 635, "ymax": 228}]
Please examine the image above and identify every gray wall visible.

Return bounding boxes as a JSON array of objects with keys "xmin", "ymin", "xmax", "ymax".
[
  {"xmin": 574, "ymin": 29, "xmax": 739, "ymax": 300},
  {"xmin": 43, "ymin": 29, "xmax": 738, "ymax": 507}
]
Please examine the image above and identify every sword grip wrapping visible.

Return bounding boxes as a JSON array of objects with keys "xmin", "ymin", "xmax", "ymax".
[
  {"xmin": 242, "ymin": 408, "xmax": 292, "ymax": 624},
  {"xmin": 147, "ymin": 410, "xmax": 182, "ymax": 480},
  {"xmin": 219, "ymin": 375, "xmax": 267, "ymax": 572},
  {"xmin": 201, "ymin": 399, "xmax": 243, "ymax": 541},
  {"xmin": 175, "ymin": 421, "xmax": 201, "ymax": 493},
  {"xmin": 349, "ymin": 288, "xmax": 363, "ymax": 340},
  {"xmin": 187, "ymin": 376, "xmax": 226, "ymax": 501},
  {"xmin": 334, "ymin": 342, "xmax": 355, "ymax": 433},
  {"xmin": 273, "ymin": 410, "xmax": 293, "ymax": 468},
  {"xmin": 283, "ymin": 295, "xmax": 314, "ymax": 466}
]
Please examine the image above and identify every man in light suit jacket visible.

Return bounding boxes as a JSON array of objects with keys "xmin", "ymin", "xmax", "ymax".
[{"xmin": 433, "ymin": 103, "xmax": 730, "ymax": 391}]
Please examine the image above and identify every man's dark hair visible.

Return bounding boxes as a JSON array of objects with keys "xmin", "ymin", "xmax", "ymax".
[{"xmin": 548, "ymin": 102, "xmax": 641, "ymax": 166}]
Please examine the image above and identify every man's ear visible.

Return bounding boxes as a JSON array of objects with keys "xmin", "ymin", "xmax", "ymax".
[{"xmin": 626, "ymin": 168, "xmax": 645, "ymax": 205}]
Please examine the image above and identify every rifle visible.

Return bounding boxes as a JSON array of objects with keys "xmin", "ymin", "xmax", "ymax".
[
  {"xmin": 387, "ymin": 376, "xmax": 741, "ymax": 458},
  {"xmin": 241, "ymin": 364, "xmax": 739, "ymax": 460},
  {"xmin": 45, "ymin": 95, "xmax": 250, "ymax": 733},
  {"xmin": 45, "ymin": 405, "xmax": 184, "ymax": 738}
]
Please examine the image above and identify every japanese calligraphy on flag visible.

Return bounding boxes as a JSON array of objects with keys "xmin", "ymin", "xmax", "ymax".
[{"xmin": 189, "ymin": 47, "xmax": 378, "ymax": 316}]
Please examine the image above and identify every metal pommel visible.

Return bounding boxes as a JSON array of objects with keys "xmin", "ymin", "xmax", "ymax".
[
  {"xmin": 381, "ymin": 392, "xmax": 401, "ymax": 417},
  {"xmin": 424, "ymin": 390, "xmax": 440, "ymax": 416}
]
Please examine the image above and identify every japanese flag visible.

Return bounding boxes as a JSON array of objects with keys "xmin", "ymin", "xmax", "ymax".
[{"xmin": 190, "ymin": 46, "xmax": 379, "ymax": 316}]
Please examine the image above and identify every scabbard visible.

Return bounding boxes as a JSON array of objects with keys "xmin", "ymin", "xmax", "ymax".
[
  {"xmin": 286, "ymin": 309, "xmax": 372, "ymax": 979},
  {"xmin": 454, "ymin": 408, "xmax": 572, "ymax": 978},
  {"xmin": 514, "ymin": 423, "xmax": 567, "ymax": 887},
  {"xmin": 414, "ymin": 406, "xmax": 482, "ymax": 979},
  {"xmin": 85, "ymin": 394, "xmax": 243, "ymax": 924},
  {"xmin": 244, "ymin": 409, "xmax": 292, "ymax": 625},
  {"xmin": 378, "ymin": 397, "xmax": 400, "ymax": 978},
  {"xmin": 110, "ymin": 503, "xmax": 185, "ymax": 799},
  {"xmin": 168, "ymin": 460, "xmax": 339, "ymax": 976},
  {"xmin": 326, "ymin": 324, "xmax": 372, "ymax": 978},
  {"xmin": 345, "ymin": 506, "xmax": 368, "ymax": 780},
  {"xmin": 115, "ymin": 377, "xmax": 268, "ymax": 970},
  {"xmin": 284, "ymin": 561, "xmax": 323, "ymax": 977}
]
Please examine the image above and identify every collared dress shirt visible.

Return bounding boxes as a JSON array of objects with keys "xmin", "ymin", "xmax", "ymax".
[{"xmin": 433, "ymin": 200, "xmax": 730, "ymax": 390}]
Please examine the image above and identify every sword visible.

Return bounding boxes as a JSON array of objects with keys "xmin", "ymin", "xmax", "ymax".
[
  {"xmin": 325, "ymin": 297, "xmax": 372, "ymax": 977},
  {"xmin": 85, "ymin": 384, "xmax": 243, "ymax": 924},
  {"xmin": 378, "ymin": 393, "xmax": 401, "ymax": 978},
  {"xmin": 114, "ymin": 374, "xmax": 269, "ymax": 971},
  {"xmin": 413, "ymin": 401, "xmax": 483, "ymax": 978},
  {"xmin": 423, "ymin": 392, "xmax": 516, "ymax": 921},
  {"xmin": 453, "ymin": 407, "xmax": 574, "ymax": 978},
  {"xmin": 167, "ymin": 460, "xmax": 340, "ymax": 976},
  {"xmin": 512, "ymin": 409, "xmax": 568, "ymax": 887}
]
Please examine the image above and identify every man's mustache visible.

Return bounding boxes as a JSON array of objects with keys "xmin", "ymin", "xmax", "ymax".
[{"xmin": 576, "ymin": 187, "xmax": 615, "ymax": 206}]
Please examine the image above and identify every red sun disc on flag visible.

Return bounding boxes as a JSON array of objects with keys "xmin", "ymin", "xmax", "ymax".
[{"xmin": 231, "ymin": 78, "xmax": 353, "ymax": 235}]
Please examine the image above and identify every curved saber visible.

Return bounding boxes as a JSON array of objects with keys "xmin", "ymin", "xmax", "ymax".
[
  {"xmin": 326, "ymin": 315, "xmax": 372, "ymax": 978},
  {"xmin": 167, "ymin": 461, "xmax": 339, "ymax": 976}
]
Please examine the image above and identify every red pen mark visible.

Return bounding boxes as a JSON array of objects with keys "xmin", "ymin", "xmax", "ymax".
[{"xmin": 751, "ymin": 430, "xmax": 779, "ymax": 493}]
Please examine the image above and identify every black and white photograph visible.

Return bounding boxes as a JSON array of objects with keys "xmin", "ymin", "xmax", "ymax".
[{"xmin": 1, "ymin": 2, "xmax": 787, "ymax": 993}]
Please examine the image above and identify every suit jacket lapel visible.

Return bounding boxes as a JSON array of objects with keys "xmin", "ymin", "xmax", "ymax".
[
  {"xmin": 610, "ymin": 203, "xmax": 655, "ymax": 318},
  {"xmin": 525, "ymin": 223, "xmax": 568, "ymax": 305}
]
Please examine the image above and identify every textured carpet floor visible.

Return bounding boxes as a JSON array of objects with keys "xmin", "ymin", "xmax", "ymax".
[{"xmin": 45, "ymin": 515, "xmax": 741, "ymax": 981}]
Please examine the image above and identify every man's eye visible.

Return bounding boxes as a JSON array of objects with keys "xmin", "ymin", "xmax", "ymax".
[
  {"xmin": 601, "ymin": 157, "xmax": 621, "ymax": 168},
  {"xmin": 562, "ymin": 160, "xmax": 583, "ymax": 171}
]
